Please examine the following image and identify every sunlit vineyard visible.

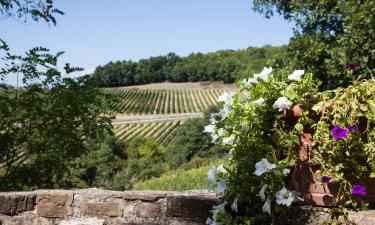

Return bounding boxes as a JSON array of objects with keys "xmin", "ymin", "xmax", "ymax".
[
  {"xmin": 113, "ymin": 121, "xmax": 181, "ymax": 146},
  {"xmin": 104, "ymin": 88, "xmax": 223, "ymax": 114}
]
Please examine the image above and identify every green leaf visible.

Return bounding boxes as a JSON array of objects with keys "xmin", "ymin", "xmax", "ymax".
[
  {"xmin": 367, "ymin": 100, "xmax": 375, "ymax": 115},
  {"xmin": 283, "ymin": 85, "xmax": 298, "ymax": 100},
  {"xmin": 295, "ymin": 123, "xmax": 304, "ymax": 133},
  {"xmin": 359, "ymin": 104, "xmax": 368, "ymax": 112}
]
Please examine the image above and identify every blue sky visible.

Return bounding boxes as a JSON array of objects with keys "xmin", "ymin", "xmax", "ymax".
[{"xmin": 1, "ymin": 0, "xmax": 293, "ymax": 85}]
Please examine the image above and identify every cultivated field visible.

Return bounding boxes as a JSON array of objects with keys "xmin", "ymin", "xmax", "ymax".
[
  {"xmin": 104, "ymin": 88, "xmax": 223, "ymax": 115},
  {"xmin": 113, "ymin": 120, "xmax": 180, "ymax": 146},
  {"xmin": 116, "ymin": 81, "xmax": 239, "ymax": 91},
  {"xmin": 108, "ymin": 82, "xmax": 237, "ymax": 146}
]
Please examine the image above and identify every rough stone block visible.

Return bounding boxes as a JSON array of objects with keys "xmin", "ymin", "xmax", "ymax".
[
  {"xmin": 58, "ymin": 217, "xmax": 105, "ymax": 225},
  {"xmin": 81, "ymin": 202, "xmax": 122, "ymax": 217},
  {"xmin": 123, "ymin": 203, "xmax": 136, "ymax": 215},
  {"xmin": 0, "ymin": 215, "xmax": 51, "ymax": 225},
  {"xmin": 166, "ymin": 196, "xmax": 217, "ymax": 222},
  {"xmin": 114, "ymin": 191, "xmax": 166, "ymax": 202},
  {"xmin": 167, "ymin": 218, "xmax": 205, "ymax": 225},
  {"xmin": 0, "ymin": 194, "xmax": 36, "ymax": 215},
  {"xmin": 36, "ymin": 193, "xmax": 73, "ymax": 218},
  {"xmin": 135, "ymin": 202, "xmax": 161, "ymax": 218},
  {"xmin": 104, "ymin": 217, "xmax": 160, "ymax": 225}
]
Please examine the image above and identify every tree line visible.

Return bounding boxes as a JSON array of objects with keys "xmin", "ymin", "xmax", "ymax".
[{"xmin": 93, "ymin": 45, "xmax": 288, "ymax": 87}]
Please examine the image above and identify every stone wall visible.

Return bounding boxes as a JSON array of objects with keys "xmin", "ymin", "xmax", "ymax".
[
  {"xmin": 2, "ymin": 188, "xmax": 375, "ymax": 225},
  {"xmin": 0, "ymin": 188, "xmax": 218, "ymax": 225}
]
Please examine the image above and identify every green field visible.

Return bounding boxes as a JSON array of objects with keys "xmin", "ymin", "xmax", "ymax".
[
  {"xmin": 134, "ymin": 158, "xmax": 223, "ymax": 191},
  {"xmin": 104, "ymin": 88, "xmax": 223, "ymax": 114}
]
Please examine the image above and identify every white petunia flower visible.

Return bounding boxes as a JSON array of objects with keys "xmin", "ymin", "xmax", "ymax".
[
  {"xmin": 243, "ymin": 78, "xmax": 253, "ymax": 87},
  {"xmin": 272, "ymin": 97, "xmax": 292, "ymax": 112},
  {"xmin": 211, "ymin": 202, "xmax": 226, "ymax": 218},
  {"xmin": 228, "ymin": 148, "xmax": 234, "ymax": 160},
  {"xmin": 254, "ymin": 158, "xmax": 277, "ymax": 176},
  {"xmin": 217, "ymin": 92, "xmax": 231, "ymax": 102},
  {"xmin": 241, "ymin": 124, "xmax": 249, "ymax": 133},
  {"xmin": 208, "ymin": 167, "xmax": 217, "ymax": 182},
  {"xmin": 244, "ymin": 67, "xmax": 273, "ymax": 85},
  {"xmin": 217, "ymin": 164, "xmax": 227, "ymax": 174},
  {"xmin": 259, "ymin": 184, "xmax": 268, "ymax": 201},
  {"xmin": 216, "ymin": 179, "xmax": 227, "ymax": 196},
  {"xmin": 210, "ymin": 113, "xmax": 220, "ymax": 124},
  {"xmin": 222, "ymin": 136, "xmax": 235, "ymax": 145},
  {"xmin": 231, "ymin": 198, "xmax": 238, "ymax": 212},
  {"xmin": 255, "ymin": 67, "xmax": 272, "ymax": 81},
  {"xmin": 204, "ymin": 124, "xmax": 215, "ymax": 133},
  {"xmin": 217, "ymin": 128, "xmax": 226, "ymax": 137},
  {"xmin": 262, "ymin": 197, "xmax": 272, "ymax": 215},
  {"xmin": 288, "ymin": 70, "xmax": 305, "ymax": 81},
  {"xmin": 206, "ymin": 218, "xmax": 215, "ymax": 225},
  {"xmin": 207, "ymin": 202, "xmax": 226, "ymax": 225},
  {"xmin": 275, "ymin": 187, "xmax": 294, "ymax": 206},
  {"xmin": 219, "ymin": 107, "xmax": 230, "ymax": 119},
  {"xmin": 219, "ymin": 92, "xmax": 234, "ymax": 107},
  {"xmin": 211, "ymin": 133, "xmax": 219, "ymax": 143},
  {"xmin": 253, "ymin": 98, "xmax": 265, "ymax": 106},
  {"xmin": 283, "ymin": 168, "xmax": 290, "ymax": 175},
  {"xmin": 206, "ymin": 218, "xmax": 221, "ymax": 225},
  {"xmin": 292, "ymin": 192, "xmax": 304, "ymax": 203}
]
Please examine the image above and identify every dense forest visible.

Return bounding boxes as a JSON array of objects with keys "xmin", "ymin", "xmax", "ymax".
[{"xmin": 93, "ymin": 45, "xmax": 288, "ymax": 87}]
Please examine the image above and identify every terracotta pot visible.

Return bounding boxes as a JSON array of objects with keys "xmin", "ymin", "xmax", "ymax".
[{"xmin": 284, "ymin": 104, "xmax": 375, "ymax": 206}]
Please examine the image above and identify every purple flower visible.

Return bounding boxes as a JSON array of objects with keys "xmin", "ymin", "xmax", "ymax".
[
  {"xmin": 352, "ymin": 184, "xmax": 366, "ymax": 196},
  {"xmin": 346, "ymin": 63, "xmax": 359, "ymax": 70},
  {"xmin": 321, "ymin": 176, "xmax": 331, "ymax": 183},
  {"xmin": 331, "ymin": 125, "xmax": 349, "ymax": 140},
  {"xmin": 347, "ymin": 125, "xmax": 359, "ymax": 132}
]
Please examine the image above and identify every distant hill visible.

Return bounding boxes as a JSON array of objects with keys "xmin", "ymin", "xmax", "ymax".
[
  {"xmin": 104, "ymin": 86, "xmax": 224, "ymax": 115},
  {"xmin": 105, "ymin": 82, "xmax": 230, "ymax": 146},
  {"xmin": 93, "ymin": 45, "xmax": 287, "ymax": 87}
]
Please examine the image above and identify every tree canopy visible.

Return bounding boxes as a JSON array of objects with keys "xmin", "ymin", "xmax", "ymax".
[
  {"xmin": 0, "ymin": 0, "xmax": 63, "ymax": 25},
  {"xmin": 0, "ymin": 1, "xmax": 115, "ymax": 191},
  {"xmin": 253, "ymin": 0, "xmax": 375, "ymax": 90},
  {"xmin": 93, "ymin": 46, "xmax": 288, "ymax": 87}
]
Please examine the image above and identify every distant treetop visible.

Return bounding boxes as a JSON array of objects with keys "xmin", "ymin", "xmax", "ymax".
[{"xmin": 93, "ymin": 45, "xmax": 288, "ymax": 87}]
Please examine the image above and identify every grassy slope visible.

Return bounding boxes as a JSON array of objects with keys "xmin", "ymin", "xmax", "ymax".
[{"xmin": 134, "ymin": 158, "xmax": 223, "ymax": 191}]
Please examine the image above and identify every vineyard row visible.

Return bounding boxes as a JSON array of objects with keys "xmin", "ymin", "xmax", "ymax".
[
  {"xmin": 103, "ymin": 88, "xmax": 223, "ymax": 115},
  {"xmin": 113, "ymin": 121, "xmax": 181, "ymax": 146}
]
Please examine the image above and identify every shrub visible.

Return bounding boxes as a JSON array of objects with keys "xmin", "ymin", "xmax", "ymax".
[
  {"xmin": 253, "ymin": 0, "xmax": 375, "ymax": 90},
  {"xmin": 205, "ymin": 67, "xmax": 375, "ymax": 224}
]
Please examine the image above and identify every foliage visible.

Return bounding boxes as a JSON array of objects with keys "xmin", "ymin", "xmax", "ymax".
[
  {"xmin": 39, "ymin": 99, "xmax": 229, "ymax": 191},
  {"xmin": 311, "ymin": 80, "xmax": 375, "ymax": 207},
  {"xmin": 253, "ymin": 0, "xmax": 375, "ymax": 90},
  {"xmin": 0, "ymin": 0, "xmax": 63, "ymax": 25},
  {"xmin": 93, "ymin": 46, "xmax": 288, "ymax": 87},
  {"xmin": 59, "ymin": 131, "xmax": 126, "ymax": 190},
  {"xmin": 134, "ymin": 157, "xmax": 223, "ymax": 191},
  {"xmin": 0, "ymin": 43, "xmax": 114, "ymax": 191},
  {"xmin": 166, "ymin": 106, "xmax": 227, "ymax": 169},
  {"xmin": 122, "ymin": 137, "xmax": 168, "ymax": 186},
  {"xmin": 205, "ymin": 67, "xmax": 375, "ymax": 224}
]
